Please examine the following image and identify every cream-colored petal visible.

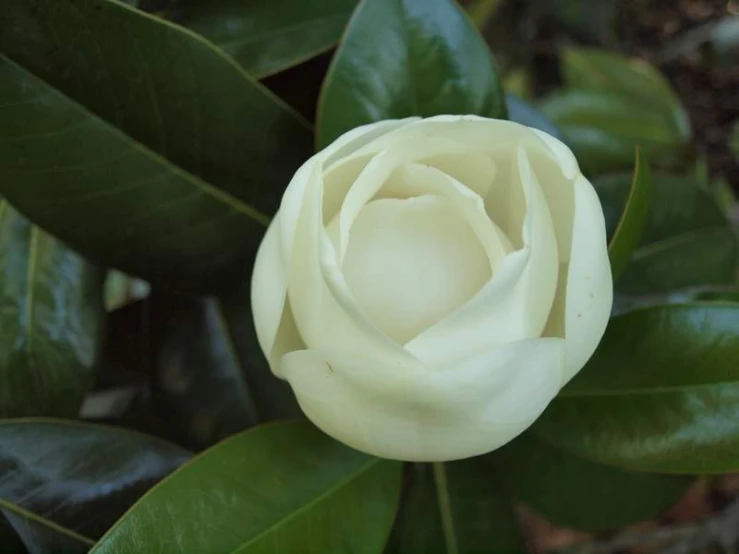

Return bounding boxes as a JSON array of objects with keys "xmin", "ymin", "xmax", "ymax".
[
  {"xmin": 528, "ymin": 128, "xmax": 579, "ymax": 262},
  {"xmin": 558, "ymin": 175, "xmax": 613, "ymax": 383},
  {"xmin": 406, "ymin": 148, "xmax": 559, "ymax": 364},
  {"xmin": 334, "ymin": 136, "xmax": 488, "ymax": 263},
  {"xmin": 278, "ymin": 159, "xmax": 322, "ymax": 263},
  {"xmin": 251, "ymin": 221, "xmax": 286, "ymax": 367},
  {"xmin": 250, "ymin": 220, "xmax": 305, "ymax": 377},
  {"xmin": 280, "ymin": 337, "xmax": 565, "ymax": 461},
  {"xmin": 342, "ymin": 195, "xmax": 491, "ymax": 344},
  {"xmin": 377, "ymin": 163, "xmax": 511, "ymax": 270},
  {"xmin": 420, "ymin": 151, "xmax": 497, "ymax": 198},
  {"xmin": 287, "ymin": 168, "xmax": 420, "ymax": 369},
  {"xmin": 320, "ymin": 119, "xmax": 419, "ymax": 221},
  {"xmin": 320, "ymin": 118, "xmax": 419, "ymax": 167}
]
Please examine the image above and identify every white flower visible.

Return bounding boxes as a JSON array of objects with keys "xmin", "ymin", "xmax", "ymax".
[{"xmin": 251, "ymin": 115, "xmax": 612, "ymax": 461}]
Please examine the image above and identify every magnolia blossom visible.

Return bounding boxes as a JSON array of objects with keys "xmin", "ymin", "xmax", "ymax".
[{"xmin": 251, "ymin": 115, "xmax": 612, "ymax": 461}]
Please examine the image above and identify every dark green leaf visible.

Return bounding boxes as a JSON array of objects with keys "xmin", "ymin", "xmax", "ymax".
[
  {"xmin": 317, "ymin": 0, "xmax": 506, "ymax": 149},
  {"xmin": 496, "ymin": 432, "xmax": 692, "ymax": 531},
  {"xmin": 91, "ymin": 421, "xmax": 402, "ymax": 554},
  {"xmin": 174, "ymin": 0, "xmax": 356, "ymax": 78},
  {"xmin": 595, "ymin": 172, "xmax": 738, "ymax": 294},
  {"xmin": 534, "ymin": 303, "xmax": 739, "ymax": 474},
  {"xmin": 505, "ymin": 94, "xmax": 564, "ymax": 141},
  {"xmin": 0, "ymin": 419, "xmax": 190, "ymax": 552},
  {"xmin": 540, "ymin": 90, "xmax": 690, "ymax": 175},
  {"xmin": 0, "ymin": 0, "xmax": 312, "ymax": 291},
  {"xmin": 153, "ymin": 291, "xmax": 300, "ymax": 450},
  {"xmin": 0, "ymin": 201, "xmax": 105, "ymax": 417},
  {"xmin": 608, "ymin": 148, "xmax": 651, "ymax": 280},
  {"xmin": 561, "ymin": 48, "xmax": 688, "ymax": 135},
  {"xmin": 387, "ymin": 460, "xmax": 523, "ymax": 554},
  {"xmin": 540, "ymin": 47, "xmax": 690, "ymax": 175}
]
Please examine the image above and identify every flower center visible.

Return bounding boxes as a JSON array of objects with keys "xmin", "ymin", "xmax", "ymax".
[{"xmin": 341, "ymin": 194, "xmax": 491, "ymax": 345}]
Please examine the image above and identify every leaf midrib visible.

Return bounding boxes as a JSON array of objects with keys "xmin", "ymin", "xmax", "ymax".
[
  {"xmin": 0, "ymin": 54, "xmax": 270, "ymax": 227},
  {"xmin": 230, "ymin": 458, "xmax": 380, "ymax": 554},
  {"xmin": 0, "ymin": 497, "xmax": 96, "ymax": 547}
]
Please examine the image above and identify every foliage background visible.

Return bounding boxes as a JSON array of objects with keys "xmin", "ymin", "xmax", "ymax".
[{"xmin": 1, "ymin": 0, "xmax": 739, "ymax": 552}]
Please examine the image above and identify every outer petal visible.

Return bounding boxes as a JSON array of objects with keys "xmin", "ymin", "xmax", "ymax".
[
  {"xmin": 555, "ymin": 176, "xmax": 613, "ymax": 382},
  {"xmin": 251, "ymin": 220, "xmax": 287, "ymax": 365},
  {"xmin": 280, "ymin": 337, "xmax": 565, "ymax": 461},
  {"xmin": 287, "ymin": 164, "xmax": 420, "ymax": 370}
]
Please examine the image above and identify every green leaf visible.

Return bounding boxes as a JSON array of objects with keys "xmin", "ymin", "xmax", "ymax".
[
  {"xmin": 595, "ymin": 172, "xmax": 738, "ymax": 294},
  {"xmin": 174, "ymin": 0, "xmax": 357, "ymax": 79},
  {"xmin": 533, "ymin": 303, "xmax": 739, "ymax": 474},
  {"xmin": 153, "ymin": 290, "xmax": 300, "ymax": 449},
  {"xmin": 540, "ymin": 47, "xmax": 690, "ymax": 176},
  {"xmin": 496, "ymin": 432, "xmax": 692, "ymax": 532},
  {"xmin": 0, "ymin": 200, "xmax": 105, "ymax": 417},
  {"xmin": 91, "ymin": 421, "xmax": 402, "ymax": 554},
  {"xmin": 505, "ymin": 94, "xmax": 564, "ymax": 141},
  {"xmin": 0, "ymin": 0, "xmax": 312, "ymax": 291},
  {"xmin": 317, "ymin": 0, "xmax": 506, "ymax": 149},
  {"xmin": 387, "ymin": 460, "xmax": 523, "ymax": 554},
  {"xmin": 0, "ymin": 419, "xmax": 190, "ymax": 552},
  {"xmin": 562, "ymin": 48, "xmax": 689, "ymax": 137},
  {"xmin": 540, "ymin": 90, "xmax": 690, "ymax": 176},
  {"xmin": 608, "ymin": 148, "xmax": 651, "ymax": 280}
]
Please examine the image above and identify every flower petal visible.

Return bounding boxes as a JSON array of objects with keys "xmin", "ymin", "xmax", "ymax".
[
  {"xmin": 250, "ymin": 220, "xmax": 304, "ymax": 376},
  {"xmin": 406, "ymin": 148, "xmax": 559, "ymax": 363},
  {"xmin": 287, "ymin": 167, "xmax": 420, "ymax": 369},
  {"xmin": 342, "ymin": 194, "xmax": 492, "ymax": 344},
  {"xmin": 280, "ymin": 337, "xmax": 565, "ymax": 461},
  {"xmin": 547, "ymin": 175, "xmax": 613, "ymax": 383}
]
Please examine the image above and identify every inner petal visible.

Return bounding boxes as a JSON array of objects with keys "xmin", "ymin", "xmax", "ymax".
[{"xmin": 342, "ymin": 195, "xmax": 491, "ymax": 345}]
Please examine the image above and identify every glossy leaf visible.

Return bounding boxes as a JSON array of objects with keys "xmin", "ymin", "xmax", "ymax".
[
  {"xmin": 0, "ymin": 0, "xmax": 311, "ymax": 291},
  {"xmin": 595, "ymin": 172, "xmax": 738, "ymax": 294},
  {"xmin": 540, "ymin": 90, "xmax": 690, "ymax": 175},
  {"xmin": 317, "ymin": 0, "xmax": 506, "ymax": 149},
  {"xmin": 534, "ymin": 303, "xmax": 739, "ymax": 474},
  {"xmin": 608, "ymin": 148, "xmax": 651, "ymax": 280},
  {"xmin": 387, "ymin": 460, "xmax": 523, "ymax": 554},
  {"xmin": 0, "ymin": 201, "xmax": 105, "ymax": 417},
  {"xmin": 153, "ymin": 291, "xmax": 300, "ymax": 450},
  {"xmin": 91, "ymin": 421, "xmax": 402, "ymax": 554},
  {"xmin": 0, "ymin": 419, "xmax": 190, "ymax": 552},
  {"xmin": 496, "ymin": 432, "xmax": 692, "ymax": 531},
  {"xmin": 506, "ymin": 94, "xmax": 564, "ymax": 140},
  {"xmin": 174, "ymin": 0, "xmax": 356, "ymax": 78},
  {"xmin": 562, "ymin": 47, "xmax": 689, "ymax": 137}
]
